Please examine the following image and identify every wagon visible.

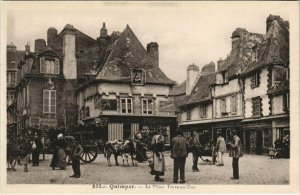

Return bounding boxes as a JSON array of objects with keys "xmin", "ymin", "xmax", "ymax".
[{"xmin": 64, "ymin": 132, "xmax": 100, "ymax": 163}]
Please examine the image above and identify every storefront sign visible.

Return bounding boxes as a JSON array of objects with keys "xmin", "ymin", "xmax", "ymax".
[
  {"xmin": 274, "ymin": 118, "xmax": 289, "ymax": 127},
  {"xmin": 159, "ymin": 101, "xmax": 175, "ymax": 113}
]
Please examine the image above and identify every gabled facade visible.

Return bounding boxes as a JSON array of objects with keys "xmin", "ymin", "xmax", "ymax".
[
  {"xmin": 212, "ymin": 28, "xmax": 263, "ymax": 149},
  {"xmin": 241, "ymin": 15, "xmax": 289, "ymax": 154},
  {"xmin": 13, "ymin": 24, "xmax": 99, "ymax": 134},
  {"xmin": 177, "ymin": 15, "xmax": 289, "ymax": 155},
  {"xmin": 76, "ymin": 25, "xmax": 177, "ymax": 144},
  {"xmin": 178, "ymin": 62, "xmax": 216, "ymax": 138}
]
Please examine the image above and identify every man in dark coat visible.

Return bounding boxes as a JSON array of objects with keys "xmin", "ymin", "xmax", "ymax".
[
  {"xmin": 189, "ymin": 131, "xmax": 202, "ymax": 172},
  {"xmin": 229, "ymin": 130, "xmax": 243, "ymax": 179},
  {"xmin": 171, "ymin": 130, "xmax": 189, "ymax": 183},
  {"xmin": 70, "ymin": 140, "xmax": 83, "ymax": 178},
  {"xmin": 31, "ymin": 132, "xmax": 41, "ymax": 166}
]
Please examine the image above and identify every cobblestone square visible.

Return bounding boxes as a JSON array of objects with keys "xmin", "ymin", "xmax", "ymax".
[{"xmin": 7, "ymin": 152, "xmax": 289, "ymax": 185}]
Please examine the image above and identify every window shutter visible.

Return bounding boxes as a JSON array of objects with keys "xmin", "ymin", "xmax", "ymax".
[
  {"xmin": 40, "ymin": 57, "xmax": 46, "ymax": 73},
  {"xmin": 50, "ymin": 90, "xmax": 56, "ymax": 113},
  {"xmin": 55, "ymin": 59, "xmax": 60, "ymax": 74},
  {"xmin": 142, "ymin": 70, "xmax": 147, "ymax": 83},
  {"xmin": 251, "ymin": 75, "xmax": 254, "ymax": 88},
  {"xmin": 43, "ymin": 90, "xmax": 49, "ymax": 113},
  {"xmin": 257, "ymin": 71, "xmax": 261, "ymax": 87}
]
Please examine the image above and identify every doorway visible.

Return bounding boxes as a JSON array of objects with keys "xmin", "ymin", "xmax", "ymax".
[{"xmin": 256, "ymin": 130, "xmax": 263, "ymax": 155}]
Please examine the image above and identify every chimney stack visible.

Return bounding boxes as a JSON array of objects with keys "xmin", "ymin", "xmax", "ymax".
[
  {"xmin": 7, "ymin": 43, "xmax": 17, "ymax": 52},
  {"xmin": 34, "ymin": 39, "xmax": 46, "ymax": 53},
  {"xmin": 147, "ymin": 42, "xmax": 159, "ymax": 67},
  {"xmin": 47, "ymin": 27, "xmax": 58, "ymax": 46},
  {"xmin": 62, "ymin": 24, "xmax": 77, "ymax": 79},
  {"xmin": 186, "ymin": 63, "xmax": 199, "ymax": 96},
  {"xmin": 100, "ymin": 22, "xmax": 107, "ymax": 38},
  {"xmin": 25, "ymin": 42, "xmax": 30, "ymax": 53}
]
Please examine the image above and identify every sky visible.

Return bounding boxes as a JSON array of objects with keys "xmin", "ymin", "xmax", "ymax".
[{"xmin": 5, "ymin": 2, "xmax": 290, "ymax": 84}]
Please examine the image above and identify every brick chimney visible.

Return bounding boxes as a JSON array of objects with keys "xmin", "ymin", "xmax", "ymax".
[
  {"xmin": 147, "ymin": 42, "xmax": 159, "ymax": 67},
  {"xmin": 186, "ymin": 63, "xmax": 199, "ymax": 96},
  {"xmin": 47, "ymin": 27, "xmax": 58, "ymax": 46},
  {"xmin": 34, "ymin": 39, "xmax": 46, "ymax": 53}
]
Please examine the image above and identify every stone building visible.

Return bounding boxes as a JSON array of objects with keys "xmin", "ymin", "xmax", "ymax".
[
  {"xmin": 14, "ymin": 24, "xmax": 100, "ymax": 133},
  {"xmin": 177, "ymin": 15, "xmax": 289, "ymax": 155},
  {"xmin": 178, "ymin": 62, "xmax": 216, "ymax": 138},
  {"xmin": 241, "ymin": 15, "xmax": 289, "ymax": 154},
  {"xmin": 7, "ymin": 43, "xmax": 25, "ymax": 135},
  {"xmin": 76, "ymin": 24, "xmax": 177, "ymax": 144}
]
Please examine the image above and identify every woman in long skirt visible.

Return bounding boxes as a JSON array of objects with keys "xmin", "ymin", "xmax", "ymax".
[
  {"xmin": 50, "ymin": 134, "xmax": 67, "ymax": 170},
  {"xmin": 149, "ymin": 130, "xmax": 165, "ymax": 182}
]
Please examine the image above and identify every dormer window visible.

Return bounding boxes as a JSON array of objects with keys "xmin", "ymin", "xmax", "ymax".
[
  {"xmin": 131, "ymin": 69, "xmax": 146, "ymax": 84},
  {"xmin": 251, "ymin": 71, "xmax": 260, "ymax": 88},
  {"xmin": 222, "ymin": 71, "xmax": 228, "ymax": 84},
  {"xmin": 40, "ymin": 57, "xmax": 60, "ymax": 74}
]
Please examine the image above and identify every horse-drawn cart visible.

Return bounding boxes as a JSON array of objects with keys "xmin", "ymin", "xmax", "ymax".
[
  {"xmin": 64, "ymin": 132, "xmax": 102, "ymax": 163},
  {"xmin": 7, "ymin": 143, "xmax": 26, "ymax": 170}
]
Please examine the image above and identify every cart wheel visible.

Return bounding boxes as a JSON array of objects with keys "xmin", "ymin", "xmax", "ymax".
[{"xmin": 80, "ymin": 146, "xmax": 98, "ymax": 163}]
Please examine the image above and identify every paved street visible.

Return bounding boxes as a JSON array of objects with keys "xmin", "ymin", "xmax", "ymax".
[{"xmin": 7, "ymin": 152, "xmax": 289, "ymax": 185}]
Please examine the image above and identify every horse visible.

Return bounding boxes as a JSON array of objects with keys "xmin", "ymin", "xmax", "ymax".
[{"xmin": 104, "ymin": 139, "xmax": 137, "ymax": 166}]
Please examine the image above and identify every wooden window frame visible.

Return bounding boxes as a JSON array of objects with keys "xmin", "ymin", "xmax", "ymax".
[
  {"xmin": 142, "ymin": 98, "xmax": 153, "ymax": 115},
  {"xmin": 43, "ymin": 90, "xmax": 56, "ymax": 113},
  {"xmin": 121, "ymin": 98, "xmax": 133, "ymax": 114},
  {"xmin": 252, "ymin": 97, "xmax": 261, "ymax": 117},
  {"xmin": 230, "ymin": 95, "xmax": 237, "ymax": 114},
  {"xmin": 200, "ymin": 104, "xmax": 207, "ymax": 118}
]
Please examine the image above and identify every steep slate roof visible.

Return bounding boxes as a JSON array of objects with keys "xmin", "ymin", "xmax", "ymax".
[
  {"xmin": 218, "ymin": 29, "xmax": 263, "ymax": 78},
  {"xmin": 242, "ymin": 16, "xmax": 289, "ymax": 75},
  {"xmin": 7, "ymin": 47, "xmax": 25, "ymax": 69},
  {"xmin": 184, "ymin": 72, "xmax": 216, "ymax": 106},
  {"xmin": 95, "ymin": 25, "xmax": 175, "ymax": 85},
  {"xmin": 170, "ymin": 81, "xmax": 186, "ymax": 96}
]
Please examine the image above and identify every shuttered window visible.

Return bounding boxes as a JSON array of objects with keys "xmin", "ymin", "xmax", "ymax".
[
  {"xmin": 40, "ymin": 57, "xmax": 46, "ymax": 73},
  {"xmin": 55, "ymin": 59, "xmax": 60, "ymax": 74},
  {"xmin": 43, "ymin": 90, "xmax": 56, "ymax": 113},
  {"xmin": 40, "ymin": 57, "xmax": 60, "ymax": 74}
]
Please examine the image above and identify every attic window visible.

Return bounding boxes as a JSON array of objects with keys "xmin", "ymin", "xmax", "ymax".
[
  {"xmin": 79, "ymin": 49, "xmax": 85, "ymax": 54},
  {"xmin": 132, "ymin": 69, "xmax": 146, "ymax": 84},
  {"xmin": 222, "ymin": 71, "xmax": 228, "ymax": 83}
]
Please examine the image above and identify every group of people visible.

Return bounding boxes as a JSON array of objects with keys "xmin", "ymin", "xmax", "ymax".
[
  {"xmin": 269, "ymin": 134, "xmax": 290, "ymax": 159},
  {"xmin": 148, "ymin": 129, "xmax": 243, "ymax": 183},
  {"xmin": 50, "ymin": 133, "xmax": 83, "ymax": 178},
  {"xmin": 7, "ymin": 132, "xmax": 43, "ymax": 172}
]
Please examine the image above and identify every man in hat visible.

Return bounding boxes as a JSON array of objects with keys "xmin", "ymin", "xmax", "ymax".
[
  {"xmin": 229, "ymin": 130, "xmax": 243, "ymax": 179},
  {"xmin": 70, "ymin": 139, "xmax": 83, "ymax": 178}
]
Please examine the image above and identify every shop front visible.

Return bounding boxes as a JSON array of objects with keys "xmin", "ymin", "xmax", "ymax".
[
  {"xmin": 242, "ymin": 120, "xmax": 272, "ymax": 155},
  {"xmin": 90, "ymin": 115, "xmax": 177, "ymax": 145},
  {"xmin": 212, "ymin": 120, "xmax": 242, "ymax": 148},
  {"xmin": 179, "ymin": 122, "xmax": 213, "ymax": 139},
  {"xmin": 272, "ymin": 116, "xmax": 289, "ymax": 142}
]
